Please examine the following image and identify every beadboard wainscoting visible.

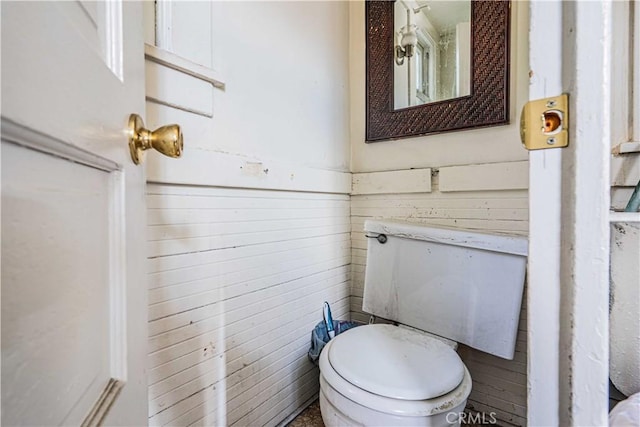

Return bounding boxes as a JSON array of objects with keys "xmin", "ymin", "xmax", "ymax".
[
  {"xmin": 350, "ymin": 163, "xmax": 529, "ymax": 426},
  {"xmin": 142, "ymin": 1, "xmax": 351, "ymax": 422},
  {"xmin": 146, "ymin": 179, "xmax": 351, "ymax": 427}
]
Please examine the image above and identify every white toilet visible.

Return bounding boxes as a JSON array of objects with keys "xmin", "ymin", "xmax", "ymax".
[{"xmin": 319, "ymin": 220, "xmax": 528, "ymax": 426}]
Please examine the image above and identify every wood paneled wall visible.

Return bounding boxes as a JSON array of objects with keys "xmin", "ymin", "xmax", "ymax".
[
  {"xmin": 350, "ymin": 162, "xmax": 529, "ymax": 426},
  {"xmin": 143, "ymin": 2, "xmax": 351, "ymax": 421},
  {"xmin": 146, "ymin": 183, "xmax": 351, "ymax": 426}
]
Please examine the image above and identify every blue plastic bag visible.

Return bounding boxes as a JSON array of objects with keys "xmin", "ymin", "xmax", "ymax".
[{"xmin": 307, "ymin": 303, "xmax": 362, "ymax": 364}]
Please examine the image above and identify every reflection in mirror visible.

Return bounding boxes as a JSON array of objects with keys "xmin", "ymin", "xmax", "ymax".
[
  {"xmin": 393, "ymin": 1, "xmax": 471, "ymax": 109},
  {"xmin": 366, "ymin": 1, "xmax": 510, "ymax": 141}
]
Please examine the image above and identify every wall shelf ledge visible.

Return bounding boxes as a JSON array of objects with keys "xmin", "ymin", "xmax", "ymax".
[{"xmin": 144, "ymin": 43, "xmax": 225, "ymax": 90}]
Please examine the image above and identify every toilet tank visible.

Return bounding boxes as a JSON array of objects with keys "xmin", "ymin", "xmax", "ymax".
[{"xmin": 363, "ymin": 220, "xmax": 527, "ymax": 360}]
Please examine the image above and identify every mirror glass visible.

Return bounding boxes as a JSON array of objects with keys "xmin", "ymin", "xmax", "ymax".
[{"xmin": 393, "ymin": 1, "xmax": 471, "ymax": 109}]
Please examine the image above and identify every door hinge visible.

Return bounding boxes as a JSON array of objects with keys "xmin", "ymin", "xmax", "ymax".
[{"xmin": 520, "ymin": 94, "xmax": 569, "ymax": 150}]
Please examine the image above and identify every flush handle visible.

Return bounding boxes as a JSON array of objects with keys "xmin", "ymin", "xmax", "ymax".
[{"xmin": 365, "ymin": 233, "xmax": 387, "ymax": 244}]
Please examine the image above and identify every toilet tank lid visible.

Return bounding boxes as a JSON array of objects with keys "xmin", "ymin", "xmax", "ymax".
[{"xmin": 364, "ymin": 220, "xmax": 528, "ymax": 256}]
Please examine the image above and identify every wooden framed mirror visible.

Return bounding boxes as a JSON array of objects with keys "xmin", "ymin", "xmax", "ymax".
[{"xmin": 366, "ymin": 0, "xmax": 511, "ymax": 142}]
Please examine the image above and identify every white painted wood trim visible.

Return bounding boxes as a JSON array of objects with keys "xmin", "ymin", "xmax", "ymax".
[
  {"xmin": 611, "ymin": 154, "xmax": 640, "ymax": 186},
  {"xmin": 609, "ymin": 1, "xmax": 638, "ymax": 193},
  {"xmin": 145, "ymin": 59, "xmax": 215, "ymax": 118},
  {"xmin": 610, "ymin": 0, "xmax": 631, "ymax": 149},
  {"xmin": 0, "ymin": 118, "xmax": 119, "ymax": 172},
  {"xmin": 154, "ymin": 0, "xmax": 172, "ymax": 52},
  {"xmin": 612, "ymin": 141, "xmax": 640, "ymax": 155},
  {"xmin": 351, "ymin": 168, "xmax": 432, "ymax": 195},
  {"xmin": 439, "ymin": 161, "xmax": 528, "ymax": 192},
  {"xmin": 527, "ymin": 1, "xmax": 563, "ymax": 425},
  {"xmin": 530, "ymin": 1, "xmax": 615, "ymax": 423},
  {"xmin": 609, "ymin": 211, "xmax": 640, "ymax": 223},
  {"xmin": 145, "ymin": 95, "xmax": 213, "ymax": 118},
  {"xmin": 146, "ymin": 148, "xmax": 351, "ymax": 194},
  {"xmin": 145, "ymin": 44, "xmax": 225, "ymax": 90},
  {"xmin": 103, "ymin": 1, "xmax": 123, "ymax": 80},
  {"xmin": 81, "ymin": 379, "xmax": 124, "ymax": 427},
  {"xmin": 109, "ymin": 171, "xmax": 127, "ymax": 381},
  {"xmin": 634, "ymin": 0, "xmax": 640, "ymax": 142},
  {"xmin": 559, "ymin": 1, "xmax": 612, "ymax": 424}
]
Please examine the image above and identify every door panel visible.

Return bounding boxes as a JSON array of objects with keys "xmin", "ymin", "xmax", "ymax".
[
  {"xmin": 2, "ymin": 142, "xmax": 114, "ymax": 426},
  {"xmin": 1, "ymin": 1, "xmax": 147, "ymax": 425}
]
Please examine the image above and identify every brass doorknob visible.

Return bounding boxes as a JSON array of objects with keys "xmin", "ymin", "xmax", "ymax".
[{"xmin": 128, "ymin": 114, "xmax": 183, "ymax": 165}]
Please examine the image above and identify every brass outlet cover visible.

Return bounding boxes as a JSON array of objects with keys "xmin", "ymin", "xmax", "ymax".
[{"xmin": 520, "ymin": 94, "xmax": 569, "ymax": 150}]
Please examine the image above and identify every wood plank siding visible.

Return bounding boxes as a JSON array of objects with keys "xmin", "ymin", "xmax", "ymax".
[{"xmin": 146, "ymin": 184, "xmax": 351, "ymax": 426}]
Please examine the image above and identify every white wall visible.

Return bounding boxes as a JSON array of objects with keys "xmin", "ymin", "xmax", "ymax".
[
  {"xmin": 146, "ymin": 1, "xmax": 350, "ymax": 173},
  {"xmin": 349, "ymin": 1, "xmax": 530, "ymax": 425},
  {"xmin": 144, "ymin": 2, "xmax": 351, "ymax": 425}
]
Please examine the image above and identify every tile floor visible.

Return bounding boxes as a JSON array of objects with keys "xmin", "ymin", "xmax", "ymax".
[
  {"xmin": 287, "ymin": 400, "xmax": 490, "ymax": 426},
  {"xmin": 287, "ymin": 400, "xmax": 324, "ymax": 427}
]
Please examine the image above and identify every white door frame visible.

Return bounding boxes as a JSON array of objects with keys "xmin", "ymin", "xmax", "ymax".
[
  {"xmin": 527, "ymin": 2, "xmax": 562, "ymax": 423},
  {"xmin": 528, "ymin": 1, "xmax": 613, "ymax": 425}
]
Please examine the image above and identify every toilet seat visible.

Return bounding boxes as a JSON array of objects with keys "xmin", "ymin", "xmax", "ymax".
[
  {"xmin": 328, "ymin": 324, "xmax": 465, "ymax": 400},
  {"xmin": 319, "ymin": 325, "xmax": 472, "ymax": 417}
]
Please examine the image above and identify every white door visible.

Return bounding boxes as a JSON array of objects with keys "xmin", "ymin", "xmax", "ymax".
[{"xmin": 2, "ymin": 2, "xmax": 148, "ymax": 425}]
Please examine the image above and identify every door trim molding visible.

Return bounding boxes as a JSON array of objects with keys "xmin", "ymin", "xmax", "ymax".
[
  {"xmin": 1, "ymin": 118, "xmax": 120, "ymax": 172},
  {"xmin": 81, "ymin": 379, "xmax": 124, "ymax": 427}
]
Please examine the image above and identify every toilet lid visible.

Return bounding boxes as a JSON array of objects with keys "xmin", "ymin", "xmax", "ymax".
[{"xmin": 328, "ymin": 324, "xmax": 465, "ymax": 400}]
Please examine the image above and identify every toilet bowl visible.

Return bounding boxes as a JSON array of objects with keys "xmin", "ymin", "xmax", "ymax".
[
  {"xmin": 319, "ymin": 324, "xmax": 472, "ymax": 427},
  {"xmin": 318, "ymin": 220, "xmax": 528, "ymax": 426}
]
